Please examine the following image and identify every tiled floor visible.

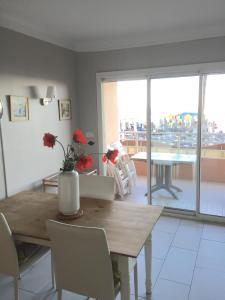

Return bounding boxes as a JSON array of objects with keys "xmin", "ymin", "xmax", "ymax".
[
  {"xmin": 126, "ymin": 176, "xmax": 225, "ymax": 216},
  {"xmin": 2, "ymin": 216, "xmax": 225, "ymax": 299}
]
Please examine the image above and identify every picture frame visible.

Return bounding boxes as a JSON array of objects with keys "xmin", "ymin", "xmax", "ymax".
[
  {"xmin": 58, "ymin": 99, "xmax": 72, "ymax": 120},
  {"xmin": 9, "ymin": 96, "xmax": 29, "ymax": 122}
]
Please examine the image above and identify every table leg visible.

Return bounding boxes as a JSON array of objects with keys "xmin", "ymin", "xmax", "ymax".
[
  {"xmin": 117, "ymin": 255, "xmax": 130, "ymax": 300},
  {"xmin": 144, "ymin": 233, "xmax": 152, "ymax": 295},
  {"xmin": 155, "ymin": 164, "xmax": 163, "ymax": 186}
]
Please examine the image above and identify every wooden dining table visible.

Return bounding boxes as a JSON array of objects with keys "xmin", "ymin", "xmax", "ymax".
[{"xmin": 0, "ymin": 191, "xmax": 163, "ymax": 299}]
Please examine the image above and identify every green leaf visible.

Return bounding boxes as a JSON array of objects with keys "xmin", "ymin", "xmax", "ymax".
[{"xmin": 88, "ymin": 141, "xmax": 95, "ymax": 146}]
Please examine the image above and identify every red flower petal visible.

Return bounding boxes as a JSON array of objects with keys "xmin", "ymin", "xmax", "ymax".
[
  {"xmin": 109, "ymin": 149, "xmax": 119, "ymax": 164},
  {"xmin": 43, "ymin": 133, "xmax": 56, "ymax": 148},
  {"xmin": 102, "ymin": 154, "xmax": 107, "ymax": 163},
  {"xmin": 75, "ymin": 155, "xmax": 94, "ymax": 172},
  {"xmin": 73, "ymin": 129, "xmax": 87, "ymax": 144}
]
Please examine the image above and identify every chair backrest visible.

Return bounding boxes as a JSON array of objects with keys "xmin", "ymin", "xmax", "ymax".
[
  {"xmin": 79, "ymin": 175, "xmax": 115, "ymax": 200},
  {"xmin": 46, "ymin": 220, "xmax": 115, "ymax": 299},
  {"xmin": 0, "ymin": 213, "xmax": 19, "ymax": 276},
  {"xmin": 106, "ymin": 161, "xmax": 130, "ymax": 198},
  {"xmin": 110, "ymin": 142, "xmax": 136, "ymax": 189}
]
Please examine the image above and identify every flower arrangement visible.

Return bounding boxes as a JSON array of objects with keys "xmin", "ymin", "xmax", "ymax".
[
  {"xmin": 102, "ymin": 149, "xmax": 119, "ymax": 164},
  {"xmin": 43, "ymin": 129, "xmax": 94, "ymax": 172}
]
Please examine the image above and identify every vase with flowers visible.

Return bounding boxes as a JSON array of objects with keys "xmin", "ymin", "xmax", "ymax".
[{"xmin": 43, "ymin": 129, "xmax": 94, "ymax": 216}]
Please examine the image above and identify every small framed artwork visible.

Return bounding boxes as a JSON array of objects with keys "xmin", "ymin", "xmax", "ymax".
[
  {"xmin": 9, "ymin": 96, "xmax": 29, "ymax": 122},
  {"xmin": 58, "ymin": 99, "xmax": 72, "ymax": 120}
]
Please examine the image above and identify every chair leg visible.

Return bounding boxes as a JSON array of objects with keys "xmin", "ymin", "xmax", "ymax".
[
  {"xmin": 51, "ymin": 251, "xmax": 55, "ymax": 289},
  {"xmin": 14, "ymin": 277, "xmax": 19, "ymax": 300},
  {"xmin": 134, "ymin": 263, "xmax": 138, "ymax": 300},
  {"xmin": 57, "ymin": 288, "xmax": 62, "ymax": 300}
]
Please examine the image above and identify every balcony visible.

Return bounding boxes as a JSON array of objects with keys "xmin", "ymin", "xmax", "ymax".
[{"xmin": 121, "ymin": 131, "xmax": 225, "ymax": 217}]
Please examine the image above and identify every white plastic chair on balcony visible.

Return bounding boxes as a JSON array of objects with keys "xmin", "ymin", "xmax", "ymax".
[
  {"xmin": 0, "ymin": 213, "xmax": 54, "ymax": 300},
  {"xmin": 47, "ymin": 220, "xmax": 138, "ymax": 300},
  {"xmin": 106, "ymin": 160, "xmax": 130, "ymax": 198},
  {"xmin": 117, "ymin": 155, "xmax": 136, "ymax": 188},
  {"xmin": 79, "ymin": 174, "xmax": 115, "ymax": 200},
  {"xmin": 110, "ymin": 142, "xmax": 137, "ymax": 192}
]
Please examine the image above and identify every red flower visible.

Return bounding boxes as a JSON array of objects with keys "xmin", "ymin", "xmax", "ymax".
[
  {"xmin": 102, "ymin": 149, "xmax": 119, "ymax": 164},
  {"xmin": 75, "ymin": 155, "xmax": 94, "ymax": 172},
  {"xmin": 109, "ymin": 149, "xmax": 119, "ymax": 164},
  {"xmin": 73, "ymin": 129, "xmax": 87, "ymax": 145},
  {"xmin": 43, "ymin": 133, "xmax": 56, "ymax": 148},
  {"xmin": 102, "ymin": 154, "xmax": 107, "ymax": 163}
]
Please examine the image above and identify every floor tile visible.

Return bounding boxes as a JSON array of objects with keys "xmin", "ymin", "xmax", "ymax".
[
  {"xmin": 18, "ymin": 253, "xmax": 53, "ymax": 293},
  {"xmin": 197, "ymin": 239, "xmax": 225, "ymax": 272},
  {"xmin": 159, "ymin": 247, "xmax": 197, "ymax": 285},
  {"xmin": 115, "ymin": 293, "xmax": 142, "ymax": 300},
  {"xmin": 153, "ymin": 216, "xmax": 180, "ymax": 234},
  {"xmin": 0, "ymin": 278, "xmax": 35, "ymax": 300},
  {"xmin": 42, "ymin": 290, "xmax": 86, "ymax": 299},
  {"xmin": 152, "ymin": 230, "xmax": 174, "ymax": 259},
  {"xmin": 203, "ymin": 223, "xmax": 225, "ymax": 243},
  {"xmin": 151, "ymin": 278, "xmax": 189, "ymax": 300},
  {"xmin": 130, "ymin": 255, "xmax": 163, "ymax": 297},
  {"xmin": 189, "ymin": 267, "xmax": 225, "ymax": 300},
  {"xmin": 172, "ymin": 221, "xmax": 203, "ymax": 251}
]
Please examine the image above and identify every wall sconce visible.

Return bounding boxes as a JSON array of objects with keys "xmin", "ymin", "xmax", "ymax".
[{"xmin": 41, "ymin": 86, "xmax": 56, "ymax": 106}]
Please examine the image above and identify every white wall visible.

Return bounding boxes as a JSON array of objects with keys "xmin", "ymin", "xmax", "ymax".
[
  {"xmin": 76, "ymin": 36, "xmax": 225, "ymax": 166},
  {"xmin": 0, "ymin": 27, "xmax": 78, "ymax": 198},
  {"xmin": 1, "ymin": 26, "xmax": 225, "ymax": 198}
]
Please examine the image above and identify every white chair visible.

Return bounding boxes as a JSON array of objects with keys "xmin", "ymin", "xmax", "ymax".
[
  {"xmin": 106, "ymin": 161, "xmax": 130, "ymax": 198},
  {"xmin": 79, "ymin": 174, "xmax": 115, "ymax": 200},
  {"xmin": 47, "ymin": 220, "xmax": 136, "ymax": 300},
  {"xmin": 110, "ymin": 142, "xmax": 137, "ymax": 195},
  {"xmin": 0, "ymin": 213, "xmax": 54, "ymax": 300},
  {"xmin": 79, "ymin": 174, "xmax": 138, "ymax": 299},
  {"xmin": 118, "ymin": 154, "xmax": 137, "ymax": 188}
]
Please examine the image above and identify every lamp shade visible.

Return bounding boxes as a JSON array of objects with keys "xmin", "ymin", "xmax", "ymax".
[{"xmin": 46, "ymin": 86, "xmax": 56, "ymax": 99}]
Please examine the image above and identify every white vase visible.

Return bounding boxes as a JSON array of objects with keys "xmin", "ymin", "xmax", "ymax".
[{"xmin": 58, "ymin": 170, "xmax": 80, "ymax": 215}]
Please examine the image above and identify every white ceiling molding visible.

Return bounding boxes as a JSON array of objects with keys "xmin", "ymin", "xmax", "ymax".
[
  {"xmin": 0, "ymin": 0, "xmax": 225, "ymax": 52},
  {"xmin": 0, "ymin": 13, "xmax": 75, "ymax": 51}
]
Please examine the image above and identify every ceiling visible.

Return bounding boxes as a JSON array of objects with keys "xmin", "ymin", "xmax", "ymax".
[{"xmin": 0, "ymin": 0, "xmax": 225, "ymax": 52}]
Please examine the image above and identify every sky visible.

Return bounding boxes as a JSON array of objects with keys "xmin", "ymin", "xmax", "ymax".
[{"xmin": 117, "ymin": 74, "xmax": 225, "ymax": 132}]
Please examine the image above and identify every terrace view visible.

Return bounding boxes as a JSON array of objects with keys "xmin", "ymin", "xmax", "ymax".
[{"xmin": 103, "ymin": 75, "xmax": 225, "ymax": 217}]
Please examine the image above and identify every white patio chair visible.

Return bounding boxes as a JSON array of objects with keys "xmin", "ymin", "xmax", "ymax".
[
  {"xmin": 106, "ymin": 160, "xmax": 130, "ymax": 198},
  {"xmin": 110, "ymin": 142, "xmax": 137, "ymax": 193},
  {"xmin": 0, "ymin": 213, "xmax": 54, "ymax": 300},
  {"xmin": 79, "ymin": 174, "xmax": 115, "ymax": 200}
]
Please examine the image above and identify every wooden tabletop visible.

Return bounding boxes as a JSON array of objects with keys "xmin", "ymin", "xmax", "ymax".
[{"xmin": 0, "ymin": 191, "xmax": 163, "ymax": 258}]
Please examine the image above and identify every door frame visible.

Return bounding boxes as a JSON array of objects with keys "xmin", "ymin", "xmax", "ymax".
[{"xmin": 96, "ymin": 61, "xmax": 225, "ymax": 222}]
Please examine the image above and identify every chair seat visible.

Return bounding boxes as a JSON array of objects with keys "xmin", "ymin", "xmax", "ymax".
[{"xmin": 15, "ymin": 241, "xmax": 49, "ymax": 267}]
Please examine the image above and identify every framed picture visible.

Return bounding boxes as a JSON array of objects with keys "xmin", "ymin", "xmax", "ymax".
[
  {"xmin": 58, "ymin": 99, "xmax": 72, "ymax": 120},
  {"xmin": 9, "ymin": 96, "xmax": 29, "ymax": 122}
]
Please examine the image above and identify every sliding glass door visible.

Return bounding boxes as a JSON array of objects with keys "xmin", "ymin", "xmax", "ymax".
[
  {"xmin": 101, "ymin": 79, "xmax": 148, "ymax": 203},
  {"xmin": 98, "ymin": 62, "xmax": 225, "ymax": 219},
  {"xmin": 150, "ymin": 76, "xmax": 199, "ymax": 211},
  {"xmin": 200, "ymin": 74, "xmax": 225, "ymax": 216}
]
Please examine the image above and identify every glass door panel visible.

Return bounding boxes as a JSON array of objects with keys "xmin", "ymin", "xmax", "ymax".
[
  {"xmin": 150, "ymin": 76, "xmax": 199, "ymax": 210},
  {"xmin": 102, "ymin": 80, "xmax": 148, "ymax": 204},
  {"xmin": 200, "ymin": 74, "xmax": 225, "ymax": 216}
]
